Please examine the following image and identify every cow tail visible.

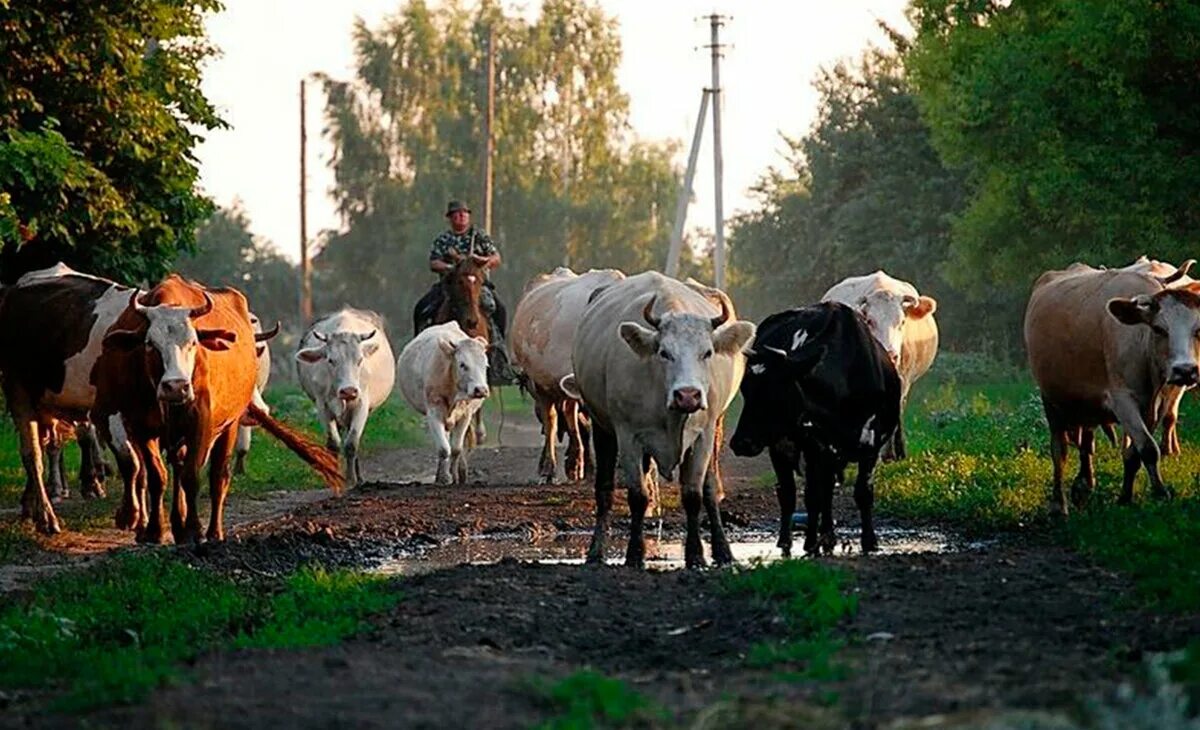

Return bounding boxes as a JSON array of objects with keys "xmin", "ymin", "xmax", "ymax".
[{"xmin": 247, "ymin": 402, "xmax": 346, "ymax": 494}]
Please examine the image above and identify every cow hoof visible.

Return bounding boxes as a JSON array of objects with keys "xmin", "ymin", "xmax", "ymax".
[
  {"xmin": 1153, "ymin": 485, "xmax": 1176, "ymax": 501},
  {"xmin": 83, "ymin": 483, "xmax": 106, "ymax": 500},
  {"xmin": 778, "ymin": 543, "xmax": 792, "ymax": 559},
  {"xmin": 114, "ymin": 508, "xmax": 140, "ymax": 532},
  {"xmin": 37, "ymin": 514, "xmax": 63, "ymax": 536},
  {"xmin": 685, "ymin": 555, "xmax": 708, "ymax": 570},
  {"xmin": 711, "ymin": 542, "xmax": 734, "ymax": 566},
  {"xmin": 136, "ymin": 528, "xmax": 166, "ymax": 545},
  {"xmin": 861, "ymin": 533, "xmax": 879, "ymax": 553}
]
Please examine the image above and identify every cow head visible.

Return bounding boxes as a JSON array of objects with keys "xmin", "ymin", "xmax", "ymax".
[
  {"xmin": 856, "ymin": 291, "xmax": 936, "ymax": 365},
  {"xmin": 439, "ymin": 335, "xmax": 490, "ymax": 400},
  {"xmin": 1108, "ymin": 286, "xmax": 1200, "ymax": 387},
  {"xmin": 295, "ymin": 329, "xmax": 380, "ymax": 404},
  {"xmin": 730, "ymin": 342, "xmax": 826, "ymax": 457},
  {"xmin": 102, "ymin": 291, "xmax": 236, "ymax": 404},
  {"xmin": 618, "ymin": 296, "xmax": 756, "ymax": 414}
]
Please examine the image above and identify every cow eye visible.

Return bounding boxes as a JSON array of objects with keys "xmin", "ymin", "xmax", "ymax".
[
  {"xmin": 658, "ymin": 349, "xmax": 673, "ymax": 361},
  {"xmin": 1151, "ymin": 325, "xmax": 1168, "ymax": 337},
  {"xmin": 702, "ymin": 349, "xmax": 714, "ymax": 360}
]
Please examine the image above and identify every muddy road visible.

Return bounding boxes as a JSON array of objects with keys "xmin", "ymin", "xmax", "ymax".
[{"xmin": 3, "ymin": 408, "xmax": 1197, "ymax": 729}]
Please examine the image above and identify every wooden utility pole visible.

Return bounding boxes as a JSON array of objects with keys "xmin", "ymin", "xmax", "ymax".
[
  {"xmin": 708, "ymin": 14, "xmax": 728, "ymax": 289},
  {"xmin": 298, "ymin": 78, "xmax": 313, "ymax": 324},
  {"xmin": 480, "ymin": 26, "xmax": 496, "ymax": 235}
]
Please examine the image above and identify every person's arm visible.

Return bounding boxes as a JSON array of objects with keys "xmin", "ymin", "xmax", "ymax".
[
  {"xmin": 474, "ymin": 231, "xmax": 501, "ymax": 270},
  {"xmin": 430, "ymin": 258, "xmax": 453, "ymax": 274}
]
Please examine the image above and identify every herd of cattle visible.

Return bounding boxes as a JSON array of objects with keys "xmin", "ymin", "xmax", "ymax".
[{"xmin": 0, "ymin": 254, "xmax": 1196, "ymax": 566}]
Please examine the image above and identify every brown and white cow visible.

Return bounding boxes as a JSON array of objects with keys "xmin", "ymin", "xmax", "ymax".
[
  {"xmin": 91, "ymin": 275, "xmax": 342, "ymax": 544},
  {"xmin": 0, "ymin": 264, "xmax": 133, "ymax": 533},
  {"xmin": 1025, "ymin": 264, "xmax": 1200, "ymax": 514},
  {"xmin": 511, "ymin": 267, "xmax": 625, "ymax": 483},
  {"xmin": 822, "ymin": 270, "xmax": 938, "ymax": 459}
]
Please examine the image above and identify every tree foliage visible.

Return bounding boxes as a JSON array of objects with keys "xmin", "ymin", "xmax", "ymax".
[
  {"xmin": 0, "ymin": 0, "xmax": 225, "ymax": 284},
  {"xmin": 907, "ymin": 0, "xmax": 1200, "ymax": 288},
  {"xmin": 313, "ymin": 0, "xmax": 679, "ymax": 334}
]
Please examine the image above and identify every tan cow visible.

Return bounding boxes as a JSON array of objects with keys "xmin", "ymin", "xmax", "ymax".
[
  {"xmin": 822, "ymin": 270, "xmax": 938, "ymax": 459},
  {"xmin": 1024, "ymin": 264, "xmax": 1200, "ymax": 514},
  {"xmin": 511, "ymin": 267, "xmax": 625, "ymax": 483}
]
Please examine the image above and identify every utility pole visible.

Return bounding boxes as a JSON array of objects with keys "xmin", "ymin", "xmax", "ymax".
[
  {"xmin": 299, "ymin": 78, "xmax": 312, "ymax": 324},
  {"xmin": 707, "ymin": 13, "xmax": 729, "ymax": 290},
  {"xmin": 665, "ymin": 89, "xmax": 710, "ymax": 277},
  {"xmin": 480, "ymin": 25, "xmax": 495, "ymax": 235}
]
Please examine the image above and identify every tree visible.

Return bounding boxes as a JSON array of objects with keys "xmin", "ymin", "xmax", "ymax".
[
  {"xmin": 0, "ymin": 0, "xmax": 225, "ymax": 284},
  {"xmin": 175, "ymin": 204, "xmax": 299, "ymax": 336},
  {"xmin": 312, "ymin": 0, "xmax": 678, "ymax": 335},
  {"xmin": 908, "ymin": 0, "xmax": 1200, "ymax": 288}
]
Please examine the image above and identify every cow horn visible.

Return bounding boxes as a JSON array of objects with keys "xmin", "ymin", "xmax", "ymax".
[
  {"xmin": 1161, "ymin": 259, "xmax": 1197, "ymax": 286},
  {"xmin": 642, "ymin": 296, "xmax": 661, "ymax": 328},
  {"xmin": 189, "ymin": 292, "xmax": 214, "ymax": 318},
  {"xmin": 129, "ymin": 290, "xmax": 150, "ymax": 314},
  {"xmin": 358, "ymin": 329, "xmax": 377, "ymax": 342},
  {"xmin": 710, "ymin": 298, "xmax": 730, "ymax": 329},
  {"xmin": 312, "ymin": 331, "xmax": 328, "ymax": 343},
  {"xmin": 254, "ymin": 321, "xmax": 281, "ymax": 342}
]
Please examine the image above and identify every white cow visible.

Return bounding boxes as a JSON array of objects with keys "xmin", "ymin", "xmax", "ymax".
[
  {"xmin": 822, "ymin": 270, "xmax": 938, "ymax": 459},
  {"xmin": 396, "ymin": 321, "xmax": 491, "ymax": 485},
  {"xmin": 295, "ymin": 308, "xmax": 396, "ymax": 486},
  {"xmin": 233, "ymin": 312, "xmax": 279, "ymax": 475}
]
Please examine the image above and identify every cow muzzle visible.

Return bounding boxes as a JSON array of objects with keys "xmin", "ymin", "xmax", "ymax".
[
  {"xmin": 670, "ymin": 387, "xmax": 705, "ymax": 413},
  {"xmin": 338, "ymin": 386, "xmax": 360, "ymax": 402},
  {"xmin": 1169, "ymin": 363, "xmax": 1200, "ymax": 386},
  {"xmin": 470, "ymin": 385, "xmax": 491, "ymax": 400},
  {"xmin": 158, "ymin": 378, "xmax": 193, "ymax": 404}
]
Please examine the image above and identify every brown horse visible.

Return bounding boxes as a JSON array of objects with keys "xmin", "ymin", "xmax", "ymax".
[{"xmin": 433, "ymin": 252, "xmax": 493, "ymax": 442}]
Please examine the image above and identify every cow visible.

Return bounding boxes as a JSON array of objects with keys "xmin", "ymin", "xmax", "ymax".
[
  {"xmin": 295, "ymin": 308, "xmax": 396, "ymax": 486},
  {"xmin": 1024, "ymin": 264, "xmax": 1200, "ymax": 515},
  {"xmin": 730, "ymin": 302, "xmax": 901, "ymax": 556},
  {"xmin": 92, "ymin": 275, "xmax": 342, "ymax": 544},
  {"xmin": 1116, "ymin": 257, "xmax": 1197, "ymax": 455},
  {"xmin": 43, "ymin": 419, "xmax": 109, "ymax": 501},
  {"xmin": 563, "ymin": 271, "xmax": 755, "ymax": 569},
  {"xmin": 396, "ymin": 321, "xmax": 491, "ymax": 485},
  {"xmin": 233, "ymin": 312, "xmax": 281, "ymax": 475},
  {"xmin": 822, "ymin": 270, "xmax": 937, "ymax": 460},
  {"xmin": 0, "ymin": 263, "xmax": 135, "ymax": 533},
  {"xmin": 511, "ymin": 267, "xmax": 625, "ymax": 483}
]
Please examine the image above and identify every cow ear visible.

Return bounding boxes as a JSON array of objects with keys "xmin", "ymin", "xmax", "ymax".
[
  {"xmin": 1108, "ymin": 295, "xmax": 1157, "ymax": 325},
  {"xmin": 439, "ymin": 339, "xmax": 457, "ymax": 356},
  {"xmin": 296, "ymin": 347, "xmax": 325, "ymax": 363},
  {"xmin": 905, "ymin": 295, "xmax": 937, "ymax": 319},
  {"xmin": 618, "ymin": 322, "xmax": 658, "ymax": 357},
  {"xmin": 714, "ymin": 320, "xmax": 757, "ymax": 356},
  {"xmin": 472, "ymin": 336, "xmax": 488, "ymax": 349},
  {"xmin": 102, "ymin": 328, "xmax": 144, "ymax": 352},
  {"xmin": 198, "ymin": 328, "xmax": 237, "ymax": 351}
]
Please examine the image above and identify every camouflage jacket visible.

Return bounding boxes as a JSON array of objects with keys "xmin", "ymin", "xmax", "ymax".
[{"xmin": 429, "ymin": 227, "xmax": 498, "ymax": 263}]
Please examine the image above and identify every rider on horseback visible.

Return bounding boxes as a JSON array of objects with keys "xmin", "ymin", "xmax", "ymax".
[{"xmin": 414, "ymin": 200, "xmax": 513, "ymax": 380}]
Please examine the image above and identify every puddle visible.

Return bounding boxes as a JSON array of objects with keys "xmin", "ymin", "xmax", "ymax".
[{"xmin": 373, "ymin": 525, "xmax": 988, "ymax": 576}]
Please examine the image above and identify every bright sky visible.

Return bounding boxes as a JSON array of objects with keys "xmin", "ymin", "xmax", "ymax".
[{"xmin": 196, "ymin": 0, "xmax": 910, "ymax": 263}]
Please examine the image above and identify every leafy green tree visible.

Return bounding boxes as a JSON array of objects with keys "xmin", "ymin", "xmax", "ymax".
[
  {"xmin": 907, "ymin": 0, "xmax": 1200, "ymax": 288},
  {"xmin": 313, "ymin": 0, "xmax": 678, "ymax": 335},
  {"xmin": 175, "ymin": 204, "xmax": 299, "ymax": 336},
  {"xmin": 0, "ymin": 0, "xmax": 225, "ymax": 284}
]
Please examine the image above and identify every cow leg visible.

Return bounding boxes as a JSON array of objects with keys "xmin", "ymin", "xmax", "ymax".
[
  {"xmin": 854, "ymin": 452, "xmax": 880, "ymax": 553},
  {"xmin": 1071, "ymin": 428, "xmax": 1096, "ymax": 508},
  {"xmin": 449, "ymin": 411, "xmax": 474, "ymax": 485},
  {"xmin": 1048, "ymin": 428, "xmax": 1071, "ymax": 516},
  {"xmin": 426, "ymin": 409, "xmax": 453, "ymax": 485},
  {"xmin": 1159, "ymin": 385, "xmax": 1184, "ymax": 456},
  {"xmin": 76, "ymin": 422, "xmax": 107, "ymax": 499},
  {"xmin": 233, "ymin": 424, "xmax": 251, "ymax": 475},
  {"xmin": 8, "ymin": 388, "xmax": 61, "ymax": 534},
  {"xmin": 563, "ymin": 399, "xmax": 586, "ymax": 483},
  {"xmin": 206, "ymin": 426, "xmax": 237, "ymax": 542},
  {"xmin": 137, "ymin": 439, "xmax": 169, "ymax": 544},
  {"xmin": 586, "ymin": 424, "xmax": 618, "ymax": 565},
  {"xmin": 620, "ymin": 438, "xmax": 651, "ymax": 569},
  {"xmin": 1111, "ymin": 392, "xmax": 1170, "ymax": 503},
  {"xmin": 580, "ymin": 410, "xmax": 596, "ymax": 482},
  {"xmin": 175, "ymin": 433, "xmax": 206, "ymax": 546},
  {"xmin": 683, "ymin": 427, "xmax": 729, "ymax": 567},
  {"xmin": 802, "ymin": 446, "xmax": 837, "ymax": 555},
  {"xmin": 472, "ymin": 408, "xmax": 486, "ymax": 447},
  {"xmin": 891, "ymin": 422, "xmax": 908, "ymax": 461},
  {"xmin": 536, "ymin": 394, "xmax": 558, "ymax": 484},
  {"xmin": 769, "ymin": 446, "xmax": 798, "ymax": 557},
  {"xmin": 99, "ymin": 414, "xmax": 142, "ymax": 531},
  {"xmin": 44, "ymin": 428, "xmax": 67, "ymax": 502},
  {"xmin": 323, "ymin": 410, "xmax": 342, "ymax": 454},
  {"xmin": 343, "ymin": 402, "xmax": 370, "ymax": 486}
]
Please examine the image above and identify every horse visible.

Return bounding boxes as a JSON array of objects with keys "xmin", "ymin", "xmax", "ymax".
[{"xmin": 432, "ymin": 252, "xmax": 493, "ymax": 444}]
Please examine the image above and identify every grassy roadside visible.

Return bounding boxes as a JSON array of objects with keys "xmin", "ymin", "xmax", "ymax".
[{"xmin": 0, "ymin": 551, "xmax": 401, "ymax": 712}]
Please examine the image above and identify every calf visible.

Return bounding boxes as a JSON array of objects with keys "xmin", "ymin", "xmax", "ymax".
[
  {"xmin": 396, "ymin": 322, "xmax": 490, "ymax": 485},
  {"xmin": 295, "ymin": 308, "xmax": 396, "ymax": 486},
  {"xmin": 731, "ymin": 302, "xmax": 901, "ymax": 556}
]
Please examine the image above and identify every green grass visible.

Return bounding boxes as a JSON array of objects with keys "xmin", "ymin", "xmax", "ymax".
[
  {"xmin": 531, "ymin": 669, "xmax": 669, "ymax": 730},
  {"xmin": 722, "ymin": 560, "xmax": 856, "ymax": 680},
  {"xmin": 0, "ymin": 552, "xmax": 402, "ymax": 712}
]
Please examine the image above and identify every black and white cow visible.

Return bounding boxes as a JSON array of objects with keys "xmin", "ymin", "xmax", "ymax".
[{"xmin": 730, "ymin": 302, "xmax": 901, "ymax": 556}]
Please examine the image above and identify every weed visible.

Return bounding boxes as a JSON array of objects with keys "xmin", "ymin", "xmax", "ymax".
[{"xmin": 531, "ymin": 669, "xmax": 669, "ymax": 729}]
